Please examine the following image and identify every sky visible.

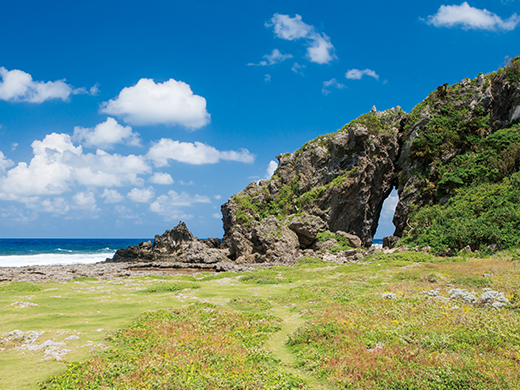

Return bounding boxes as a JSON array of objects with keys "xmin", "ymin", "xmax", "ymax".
[{"xmin": 0, "ymin": 0, "xmax": 519, "ymax": 239}]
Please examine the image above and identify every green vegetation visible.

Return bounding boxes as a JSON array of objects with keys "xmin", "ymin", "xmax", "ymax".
[
  {"xmin": 342, "ymin": 110, "xmax": 402, "ymax": 135},
  {"xmin": 141, "ymin": 281, "xmax": 201, "ymax": 293},
  {"xmin": 1, "ymin": 254, "xmax": 519, "ymax": 389},
  {"xmin": 504, "ymin": 55, "xmax": 520, "ymax": 83},
  {"xmin": 316, "ymin": 232, "xmax": 352, "ymax": 253},
  {"xmin": 0, "ymin": 281, "xmax": 41, "ymax": 292}
]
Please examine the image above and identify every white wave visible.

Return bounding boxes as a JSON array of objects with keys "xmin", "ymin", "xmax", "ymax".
[
  {"xmin": 372, "ymin": 243, "xmax": 383, "ymax": 249},
  {"xmin": 0, "ymin": 252, "xmax": 116, "ymax": 267}
]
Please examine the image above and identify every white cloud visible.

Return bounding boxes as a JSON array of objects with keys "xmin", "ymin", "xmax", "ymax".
[
  {"xmin": 265, "ymin": 160, "xmax": 278, "ymax": 179},
  {"xmin": 306, "ymin": 34, "xmax": 334, "ymax": 64},
  {"xmin": 114, "ymin": 205, "xmax": 139, "ymax": 219},
  {"xmin": 180, "ymin": 180, "xmax": 195, "ymax": 186},
  {"xmin": 291, "ymin": 62, "xmax": 305, "ymax": 75},
  {"xmin": 214, "ymin": 194, "xmax": 222, "ymax": 200},
  {"xmin": 426, "ymin": 2, "xmax": 520, "ymax": 31},
  {"xmin": 212, "ymin": 212, "xmax": 221, "ymax": 219},
  {"xmin": 268, "ymin": 14, "xmax": 313, "ymax": 40},
  {"xmin": 345, "ymin": 69, "xmax": 380, "ymax": 80},
  {"xmin": 101, "ymin": 188, "xmax": 124, "ymax": 203},
  {"xmin": 0, "ymin": 67, "xmax": 88, "ymax": 103},
  {"xmin": 149, "ymin": 172, "xmax": 174, "ymax": 185},
  {"xmin": 248, "ymin": 49, "xmax": 293, "ymax": 66},
  {"xmin": 265, "ymin": 74, "xmax": 271, "ymax": 82},
  {"xmin": 147, "ymin": 139, "xmax": 255, "ymax": 166},
  {"xmin": 72, "ymin": 191, "xmax": 97, "ymax": 211},
  {"xmin": 101, "ymin": 78, "xmax": 210, "ymax": 129},
  {"xmin": 0, "ymin": 151, "xmax": 14, "ymax": 173},
  {"xmin": 39, "ymin": 197, "xmax": 70, "ymax": 214},
  {"xmin": 73, "ymin": 117, "xmax": 141, "ymax": 149},
  {"xmin": 11, "ymin": 143, "xmax": 18, "ymax": 151},
  {"xmin": 69, "ymin": 150, "xmax": 150, "ymax": 188},
  {"xmin": 322, "ymin": 78, "xmax": 346, "ymax": 95},
  {"xmin": 150, "ymin": 190, "xmax": 210, "ymax": 220},
  {"xmin": 0, "ymin": 133, "xmax": 151, "ymax": 201},
  {"xmin": 267, "ymin": 14, "xmax": 336, "ymax": 64},
  {"xmin": 127, "ymin": 187, "xmax": 155, "ymax": 203},
  {"xmin": 381, "ymin": 192, "xmax": 398, "ymax": 218}
]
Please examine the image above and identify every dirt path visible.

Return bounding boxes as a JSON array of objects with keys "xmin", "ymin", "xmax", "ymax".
[{"xmin": 265, "ymin": 306, "xmax": 333, "ymax": 389}]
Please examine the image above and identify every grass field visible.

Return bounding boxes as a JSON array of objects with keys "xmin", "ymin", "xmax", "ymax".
[{"xmin": 1, "ymin": 253, "xmax": 519, "ymax": 389}]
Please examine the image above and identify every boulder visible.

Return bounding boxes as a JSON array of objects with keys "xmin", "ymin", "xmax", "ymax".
[
  {"xmin": 383, "ymin": 235, "xmax": 400, "ymax": 249},
  {"xmin": 287, "ymin": 213, "xmax": 327, "ymax": 248},
  {"xmin": 335, "ymin": 231, "xmax": 362, "ymax": 248}
]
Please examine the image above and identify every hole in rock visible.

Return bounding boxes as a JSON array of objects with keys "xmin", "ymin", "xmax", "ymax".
[{"xmin": 373, "ymin": 187, "xmax": 398, "ymax": 244}]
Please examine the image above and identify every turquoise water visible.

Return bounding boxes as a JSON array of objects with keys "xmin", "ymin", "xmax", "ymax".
[{"xmin": 0, "ymin": 238, "xmax": 148, "ymax": 267}]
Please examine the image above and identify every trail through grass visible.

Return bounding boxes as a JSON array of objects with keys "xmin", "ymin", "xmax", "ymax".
[{"xmin": 1, "ymin": 254, "xmax": 519, "ymax": 389}]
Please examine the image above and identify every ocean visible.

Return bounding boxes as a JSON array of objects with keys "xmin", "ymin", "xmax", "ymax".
[
  {"xmin": 0, "ymin": 238, "xmax": 386, "ymax": 267},
  {"xmin": 0, "ymin": 238, "xmax": 148, "ymax": 267}
]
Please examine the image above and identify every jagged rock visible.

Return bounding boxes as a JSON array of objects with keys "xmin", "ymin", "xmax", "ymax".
[
  {"xmin": 251, "ymin": 217, "xmax": 300, "ymax": 263},
  {"xmin": 313, "ymin": 238, "xmax": 337, "ymax": 252},
  {"xmin": 383, "ymin": 235, "xmax": 400, "ymax": 249},
  {"xmin": 287, "ymin": 213, "xmax": 327, "ymax": 248},
  {"xmin": 221, "ymin": 107, "xmax": 404, "ymax": 248},
  {"xmin": 335, "ymin": 231, "xmax": 362, "ymax": 248},
  {"xmin": 109, "ymin": 222, "xmax": 227, "ymax": 264}
]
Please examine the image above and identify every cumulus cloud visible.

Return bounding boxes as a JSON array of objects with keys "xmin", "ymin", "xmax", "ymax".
[
  {"xmin": 345, "ymin": 69, "xmax": 380, "ymax": 80},
  {"xmin": 0, "ymin": 151, "xmax": 14, "ymax": 173},
  {"xmin": 72, "ymin": 117, "xmax": 141, "ymax": 149},
  {"xmin": 267, "ymin": 14, "xmax": 336, "ymax": 64},
  {"xmin": 264, "ymin": 74, "xmax": 271, "ymax": 82},
  {"xmin": 39, "ymin": 197, "xmax": 70, "ymax": 214},
  {"xmin": 150, "ymin": 190, "xmax": 210, "ymax": 220},
  {"xmin": 101, "ymin": 78, "xmax": 210, "ymax": 129},
  {"xmin": 0, "ymin": 67, "xmax": 90, "ymax": 103},
  {"xmin": 127, "ymin": 187, "xmax": 155, "ymax": 203},
  {"xmin": 265, "ymin": 160, "xmax": 278, "ymax": 179},
  {"xmin": 248, "ymin": 49, "xmax": 293, "ymax": 66},
  {"xmin": 322, "ymin": 78, "xmax": 347, "ymax": 95},
  {"xmin": 0, "ymin": 133, "xmax": 151, "ymax": 201},
  {"xmin": 72, "ymin": 191, "xmax": 98, "ymax": 211},
  {"xmin": 212, "ymin": 212, "xmax": 221, "ymax": 219},
  {"xmin": 214, "ymin": 194, "xmax": 222, "ymax": 200},
  {"xmin": 149, "ymin": 172, "xmax": 174, "ymax": 185},
  {"xmin": 147, "ymin": 139, "xmax": 255, "ymax": 166},
  {"xmin": 101, "ymin": 189, "xmax": 124, "ymax": 203},
  {"xmin": 426, "ymin": 2, "xmax": 520, "ymax": 31}
]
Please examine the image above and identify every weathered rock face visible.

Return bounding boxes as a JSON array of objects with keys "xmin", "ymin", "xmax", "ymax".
[
  {"xmin": 108, "ymin": 222, "xmax": 227, "ymax": 264},
  {"xmin": 222, "ymin": 107, "xmax": 404, "ymax": 249}
]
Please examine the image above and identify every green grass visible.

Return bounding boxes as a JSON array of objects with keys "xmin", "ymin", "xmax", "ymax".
[
  {"xmin": 1, "ymin": 253, "xmax": 519, "ymax": 389},
  {"xmin": 140, "ymin": 281, "xmax": 201, "ymax": 293}
]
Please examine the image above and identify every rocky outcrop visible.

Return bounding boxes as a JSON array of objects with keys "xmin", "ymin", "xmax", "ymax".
[
  {"xmin": 222, "ymin": 107, "xmax": 404, "ymax": 252},
  {"xmin": 108, "ymin": 222, "xmax": 228, "ymax": 265},
  {"xmin": 108, "ymin": 59, "xmax": 520, "ymax": 265}
]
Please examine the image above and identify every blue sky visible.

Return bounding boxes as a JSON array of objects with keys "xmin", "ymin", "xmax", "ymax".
[{"xmin": 0, "ymin": 0, "xmax": 519, "ymax": 239}]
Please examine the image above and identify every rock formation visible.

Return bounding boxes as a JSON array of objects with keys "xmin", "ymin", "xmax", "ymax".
[{"xmin": 109, "ymin": 58, "xmax": 520, "ymax": 264}]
